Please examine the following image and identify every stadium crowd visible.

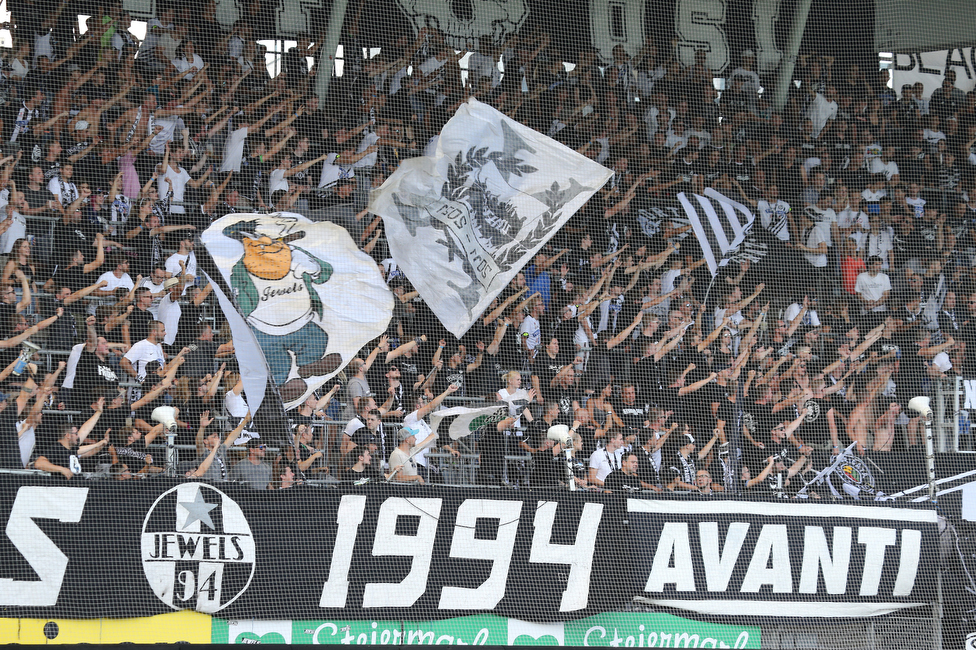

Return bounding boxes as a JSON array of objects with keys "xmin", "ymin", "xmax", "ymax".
[{"xmin": 0, "ymin": 0, "xmax": 974, "ymax": 498}]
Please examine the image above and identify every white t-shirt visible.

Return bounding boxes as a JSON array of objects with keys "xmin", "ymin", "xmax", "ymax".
[
  {"xmin": 0, "ymin": 204, "xmax": 26, "ymax": 254},
  {"xmin": 149, "ymin": 115, "xmax": 185, "ymax": 156},
  {"xmin": 220, "ymin": 126, "xmax": 249, "ymax": 173},
  {"xmin": 157, "ymin": 293, "xmax": 181, "ymax": 346},
  {"xmin": 906, "ymin": 196, "xmax": 926, "ymax": 219},
  {"xmin": 854, "ymin": 272, "xmax": 892, "ymax": 310},
  {"xmin": 225, "ymin": 388, "xmax": 249, "ymax": 419},
  {"xmin": 802, "ymin": 222, "xmax": 831, "ymax": 268},
  {"xmin": 123, "ymin": 339, "xmax": 165, "ymax": 381},
  {"xmin": 784, "ymin": 303, "xmax": 821, "ymax": 328},
  {"xmin": 165, "ymin": 251, "xmax": 196, "ymax": 279},
  {"xmin": 97, "ymin": 271, "xmax": 134, "ymax": 293},
  {"xmin": 161, "ymin": 166, "xmax": 191, "ymax": 212},
  {"xmin": 758, "ymin": 200, "xmax": 791, "ymax": 241},
  {"xmin": 172, "ymin": 53, "xmax": 204, "ymax": 79},
  {"xmin": 589, "ymin": 446, "xmax": 625, "ymax": 483},
  {"xmin": 519, "ymin": 315, "xmax": 541, "ymax": 351},
  {"xmin": 868, "ymin": 158, "xmax": 899, "ymax": 180},
  {"xmin": 402, "ymin": 410, "xmax": 434, "ymax": 467}
]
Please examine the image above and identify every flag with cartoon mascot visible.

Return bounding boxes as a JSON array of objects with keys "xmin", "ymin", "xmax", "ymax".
[{"xmin": 200, "ymin": 213, "xmax": 394, "ymax": 413}]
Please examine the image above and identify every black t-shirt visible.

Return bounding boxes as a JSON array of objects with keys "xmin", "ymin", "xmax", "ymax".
[
  {"xmin": 181, "ymin": 339, "xmax": 218, "ymax": 379},
  {"xmin": 52, "ymin": 220, "xmax": 101, "ymax": 268},
  {"xmin": 49, "ymin": 263, "xmax": 95, "ymax": 294},
  {"xmin": 531, "ymin": 354, "xmax": 563, "ymax": 401},
  {"xmin": 613, "ymin": 398, "xmax": 648, "ymax": 430},
  {"xmin": 38, "ymin": 441, "xmax": 79, "ymax": 475},
  {"xmin": 71, "ymin": 351, "xmax": 120, "ymax": 408},
  {"xmin": 604, "ymin": 469, "xmax": 642, "ymax": 492},
  {"xmin": 115, "ymin": 438, "xmax": 151, "ymax": 470},
  {"xmin": 127, "ymin": 308, "xmax": 155, "ymax": 349}
]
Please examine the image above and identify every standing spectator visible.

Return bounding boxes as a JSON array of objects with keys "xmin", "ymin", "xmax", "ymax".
[
  {"xmin": 587, "ymin": 428, "xmax": 627, "ymax": 487},
  {"xmin": 854, "ymin": 256, "xmax": 892, "ymax": 327}
]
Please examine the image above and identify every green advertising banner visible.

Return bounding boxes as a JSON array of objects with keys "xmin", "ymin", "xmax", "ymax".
[{"xmin": 212, "ymin": 611, "xmax": 760, "ymax": 647}]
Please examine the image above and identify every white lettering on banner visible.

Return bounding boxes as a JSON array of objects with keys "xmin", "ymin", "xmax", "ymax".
[
  {"xmin": 529, "ymin": 501, "xmax": 604, "ymax": 612},
  {"xmin": 0, "ymin": 486, "xmax": 88, "ymax": 607},
  {"xmin": 857, "ymin": 527, "xmax": 896, "ymax": 596},
  {"xmin": 740, "ymin": 525, "xmax": 792, "ymax": 593},
  {"xmin": 438, "ymin": 499, "xmax": 523, "ymax": 610},
  {"xmin": 675, "ymin": 0, "xmax": 730, "ymax": 73},
  {"xmin": 799, "ymin": 526, "xmax": 852, "ymax": 595},
  {"xmin": 319, "ymin": 494, "xmax": 367, "ymax": 607},
  {"xmin": 699, "ymin": 521, "xmax": 750, "ymax": 592},
  {"xmin": 894, "ymin": 529, "xmax": 922, "ymax": 597},
  {"xmin": 631, "ymin": 517, "xmax": 924, "ymax": 602},
  {"xmin": 646, "ymin": 522, "xmax": 696, "ymax": 592},
  {"xmin": 752, "ymin": 0, "xmax": 783, "ymax": 73},
  {"xmin": 362, "ymin": 497, "xmax": 442, "ymax": 608},
  {"xmin": 892, "ymin": 49, "xmax": 976, "ymax": 97}
]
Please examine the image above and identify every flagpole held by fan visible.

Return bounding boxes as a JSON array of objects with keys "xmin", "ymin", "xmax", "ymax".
[
  {"xmin": 152, "ymin": 406, "xmax": 180, "ymax": 475},
  {"xmin": 908, "ymin": 396, "xmax": 937, "ymax": 501},
  {"xmin": 547, "ymin": 424, "xmax": 576, "ymax": 491}
]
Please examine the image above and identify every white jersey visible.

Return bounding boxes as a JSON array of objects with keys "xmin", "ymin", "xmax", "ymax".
[{"xmin": 246, "ymin": 249, "xmax": 326, "ymax": 336}]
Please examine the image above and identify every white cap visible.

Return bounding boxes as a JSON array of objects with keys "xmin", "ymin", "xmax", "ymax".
[{"xmin": 741, "ymin": 49, "xmax": 755, "ymax": 59}]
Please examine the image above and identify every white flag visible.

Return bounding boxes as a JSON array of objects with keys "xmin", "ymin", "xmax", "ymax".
[
  {"xmin": 201, "ymin": 213, "xmax": 394, "ymax": 410},
  {"xmin": 369, "ymin": 98, "xmax": 612, "ymax": 337},
  {"xmin": 677, "ymin": 188, "xmax": 756, "ymax": 277},
  {"xmin": 429, "ymin": 404, "xmax": 508, "ymax": 440}
]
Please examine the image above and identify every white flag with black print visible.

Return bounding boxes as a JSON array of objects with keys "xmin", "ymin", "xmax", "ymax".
[
  {"xmin": 369, "ymin": 98, "xmax": 612, "ymax": 337},
  {"xmin": 429, "ymin": 404, "xmax": 508, "ymax": 440},
  {"xmin": 677, "ymin": 188, "xmax": 756, "ymax": 276},
  {"xmin": 200, "ymin": 212, "xmax": 394, "ymax": 412}
]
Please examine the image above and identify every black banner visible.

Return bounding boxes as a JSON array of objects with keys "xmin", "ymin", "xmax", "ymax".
[{"xmin": 0, "ymin": 476, "xmax": 937, "ymax": 621}]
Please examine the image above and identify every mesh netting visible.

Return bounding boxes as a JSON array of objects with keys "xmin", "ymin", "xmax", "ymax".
[{"xmin": 0, "ymin": 0, "xmax": 974, "ymax": 647}]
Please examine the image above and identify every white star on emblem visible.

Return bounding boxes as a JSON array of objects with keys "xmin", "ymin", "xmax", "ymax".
[{"xmin": 179, "ymin": 490, "xmax": 217, "ymax": 531}]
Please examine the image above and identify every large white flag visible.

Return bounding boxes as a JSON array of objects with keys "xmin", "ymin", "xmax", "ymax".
[
  {"xmin": 677, "ymin": 188, "xmax": 756, "ymax": 277},
  {"xmin": 369, "ymin": 98, "xmax": 612, "ymax": 337},
  {"xmin": 201, "ymin": 213, "xmax": 394, "ymax": 410}
]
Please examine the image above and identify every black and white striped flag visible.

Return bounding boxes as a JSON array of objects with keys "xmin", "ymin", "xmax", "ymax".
[{"xmin": 677, "ymin": 188, "xmax": 756, "ymax": 276}]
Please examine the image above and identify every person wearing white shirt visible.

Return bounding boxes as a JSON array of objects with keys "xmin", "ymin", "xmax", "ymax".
[
  {"xmin": 805, "ymin": 87, "xmax": 838, "ymax": 138},
  {"xmin": 156, "ymin": 280, "xmax": 182, "ymax": 347},
  {"xmin": 861, "ymin": 218, "xmax": 894, "ymax": 269},
  {"xmin": 588, "ymin": 429, "xmax": 627, "ymax": 487},
  {"xmin": 854, "ymin": 256, "xmax": 892, "ymax": 314},
  {"xmin": 47, "ymin": 165, "xmax": 79, "ymax": 206},
  {"xmin": 94, "ymin": 254, "xmax": 135, "ymax": 298},
  {"xmin": 867, "ymin": 146, "xmax": 899, "ymax": 181},
  {"xmin": 171, "ymin": 40, "xmax": 205, "ymax": 80},
  {"xmin": 905, "ymin": 183, "xmax": 926, "ymax": 219},
  {"xmin": 165, "ymin": 237, "xmax": 196, "ymax": 281},
  {"xmin": 120, "ymin": 320, "xmax": 167, "ymax": 382}
]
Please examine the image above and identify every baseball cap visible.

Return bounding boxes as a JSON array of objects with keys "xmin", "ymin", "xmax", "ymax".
[
  {"xmin": 245, "ymin": 438, "xmax": 266, "ymax": 449},
  {"xmin": 163, "ymin": 278, "xmax": 181, "ymax": 289},
  {"xmin": 398, "ymin": 426, "xmax": 417, "ymax": 441},
  {"xmin": 74, "ymin": 120, "xmax": 90, "ymax": 131},
  {"xmin": 741, "ymin": 49, "xmax": 755, "ymax": 58}
]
